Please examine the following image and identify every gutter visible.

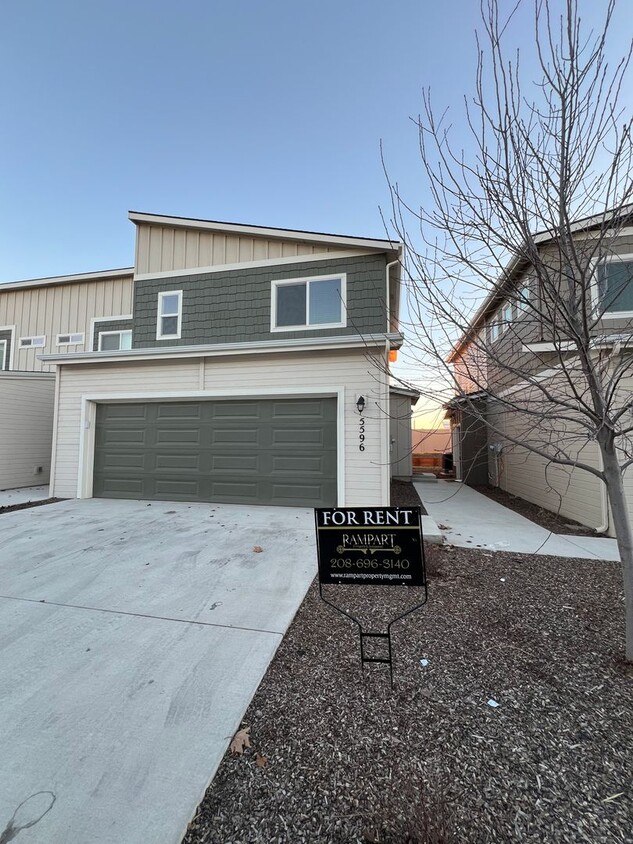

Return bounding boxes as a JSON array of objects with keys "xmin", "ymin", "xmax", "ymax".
[{"xmin": 39, "ymin": 332, "xmax": 404, "ymax": 366}]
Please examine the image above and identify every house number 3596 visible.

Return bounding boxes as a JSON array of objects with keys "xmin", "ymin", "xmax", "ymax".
[{"xmin": 359, "ymin": 416, "xmax": 365, "ymax": 451}]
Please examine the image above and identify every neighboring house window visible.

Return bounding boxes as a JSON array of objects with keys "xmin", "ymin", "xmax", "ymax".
[
  {"xmin": 157, "ymin": 290, "xmax": 183, "ymax": 339},
  {"xmin": 19, "ymin": 336, "xmax": 46, "ymax": 348},
  {"xmin": 98, "ymin": 330, "xmax": 132, "ymax": 351},
  {"xmin": 57, "ymin": 333, "xmax": 84, "ymax": 345},
  {"xmin": 517, "ymin": 283, "xmax": 531, "ymax": 313},
  {"xmin": 272, "ymin": 275, "xmax": 346, "ymax": 331},
  {"xmin": 502, "ymin": 303, "xmax": 513, "ymax": 326},
  {"xmin": 598, "ymin": 257, "xmax": 633, "ymax": 314},
  {"xmin": 0, "ymin": 340, "xmax": 7, "ymax": 370}
]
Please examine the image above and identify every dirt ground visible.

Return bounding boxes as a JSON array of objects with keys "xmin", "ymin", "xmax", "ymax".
[{"xmin": 183, "ymin": 544, "xmax": 632, "ymax": 844}]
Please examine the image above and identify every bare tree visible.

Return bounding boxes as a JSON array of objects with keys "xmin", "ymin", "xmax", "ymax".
[{"xmin": 386, "ymin": 0, "xmax": 633, "ymax": 660}]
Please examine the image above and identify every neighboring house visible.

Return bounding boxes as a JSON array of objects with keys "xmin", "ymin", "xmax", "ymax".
[
  {"xmin": 0, "ymin": 211, "xmax": 407, "ymax": 508},
  {"xmin": 0, "ymin": 267, "xmax": 133, "ymax": 489},
  {"xmin": 446, "ymin": 210, "xmax": 633, "ymax": 535}
]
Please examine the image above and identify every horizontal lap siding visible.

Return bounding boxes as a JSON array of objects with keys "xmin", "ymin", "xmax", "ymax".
[
  {"xmin": 0, "ymin": 376, "xmax": 55, "ymax": 489},
  {"xmin": 488, "ymin": 400, "xmax": 605, "ymax": 531},
  {"xmin": 52, "ymin": 351, "xmax": 388, "ymax": 506}
]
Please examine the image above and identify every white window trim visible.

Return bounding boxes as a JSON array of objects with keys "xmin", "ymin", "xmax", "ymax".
[
  {"xmin": 89, "ymin": 314, "xmax": 133, "ymax": 350},
  {"xmin": 157, "ymin": 290, "xmax": 183, "ymax": 340},
  {"xmin": 270, "ymin": 274, "xmax": 347, "ymax": 332},
  {"xmin": 98, "ymin": 330, "xmax": 133, "ymax": 351},
  {"xmin": 56, "ymin": 333, "xmax": 85, "ymax": 346},
  {"xmin": 0, "ymin": 339, "xmax": 7, "ymax": 371},
  {"xmin": 19, "ymin": 335, "xmax": 46, "ymax": 348},
  {"xmin": 593, "ymin": 252, "xmax": 633, "ymax": 319}
]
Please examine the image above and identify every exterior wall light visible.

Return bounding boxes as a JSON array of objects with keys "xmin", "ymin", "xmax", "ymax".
[{"xmin": 356, "ymin": 396, "xmax": 366, "ymax": 414}]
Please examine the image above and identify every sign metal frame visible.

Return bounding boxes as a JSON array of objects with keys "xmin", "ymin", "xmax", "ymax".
[{"xmin": 314, "ymin": 506, "xmax": 428, "ymax": 687}]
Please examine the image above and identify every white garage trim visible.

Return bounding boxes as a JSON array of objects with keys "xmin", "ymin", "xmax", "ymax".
[{"xmin": 77, "ymin": 386, "xmax": 346, "ymax": 505}]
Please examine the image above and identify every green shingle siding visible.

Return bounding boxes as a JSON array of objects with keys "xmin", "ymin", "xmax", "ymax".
[{"xmin": 132, "ymin": 254, "xmax": 388, "ymax": 348}]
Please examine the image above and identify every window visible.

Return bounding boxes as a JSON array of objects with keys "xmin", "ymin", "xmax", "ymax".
[
  {"xmin": 272, "ymin": 275, "xmax": 346, "ymax": 331},
  {"xmin": 489, "ymin": 317, "xmax": 500, "ymax": 342},
  {"xmin": 157, "ymin": 290, "xmax": 183, "ymax": 339},
  {"xmin": 0, "ymin": 340, "xmax": 6, "ymax": 371},
  {"xmin": 598, "ymin": 257, "xmax": 633, "ymax": 315},
  {"xmin": 517, "ymin": 283, "xmax": 531, "ymax": 313},
  {"xmin": 19, "ymin": 336, "xmax": 46, "ymax": 348},
  {"xmin": 98, "ymin": 330, "xmax": 132, "ymax": 351},
  {"xmin": 56, "ymin": 333, "xmax": 84, "ymax": 346},
  {"xmin": 502, "ymin": 303, "xmax": 513, "ymax": 325}
]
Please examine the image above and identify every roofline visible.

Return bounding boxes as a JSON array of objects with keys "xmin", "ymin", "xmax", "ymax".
[
  {"xmin": 389, "ymin": 385, "xmax": 421, "ymax": 400},
  {"xmin": 39, "ymin": 332, "xmax": 404, "ymax": 365},
  {"xmin": 0, "ymin": 267, "xmax": 133, "ymax": 292},
  {"xmin": 447, "ymin": 207, "xmax": 633, "ymax": 363},
  {"xmin": 128, "ymin": 211, "xmax": 402, "ymax": 253}
]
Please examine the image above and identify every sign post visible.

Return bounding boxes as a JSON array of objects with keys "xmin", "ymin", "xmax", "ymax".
[{"xmin": 314, "ymin": 506, "xmax": 427, "ymax": 687}]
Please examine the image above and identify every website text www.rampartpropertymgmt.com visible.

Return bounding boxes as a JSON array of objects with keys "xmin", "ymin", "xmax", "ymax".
[{"xmin": 333, "ymin": 571, "xmax": 413, "ymax": 581}]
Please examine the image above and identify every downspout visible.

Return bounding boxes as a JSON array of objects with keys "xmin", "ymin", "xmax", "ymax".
[{"xmin": 596, "ymin": 443, "xmax": 610, "ymax": 535}]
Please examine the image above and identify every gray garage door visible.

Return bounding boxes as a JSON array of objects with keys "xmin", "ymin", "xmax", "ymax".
[{"xmin": 93, "ymin": 398, "xmax": 337, "ymax": 507}]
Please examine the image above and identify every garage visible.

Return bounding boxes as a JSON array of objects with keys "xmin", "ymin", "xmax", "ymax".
[{"xmin": 93, "ymin": 397, "xmax": 337, "ymax": 507}]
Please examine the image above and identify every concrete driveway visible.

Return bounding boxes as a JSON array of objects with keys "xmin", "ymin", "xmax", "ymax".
[{"xmin": 0, "ymin": 498, "xmax": 316, "ymax": 844}]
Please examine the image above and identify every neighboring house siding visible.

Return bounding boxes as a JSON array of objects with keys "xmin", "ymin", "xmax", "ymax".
[
  {"xmin": 51, "ymin": 350, "xmax": 390, "ymax": 507},
  {"xmin": 132, "ymin": 254, "xmax": 387, "ymax": 348},
  {"xmin": 92, "ymin": 318, "xmax": 134, "ymax": 350},
  {"xmin": 134, "ymin": 222, "xmax": 361, "ymax": 275},
  {"xmin": 487, "ymin": 397, "xmax": 606, "ymax": 531},
  {"xmin": 0, "ymin": 373, "xmax": 55, "ymax": 489},
  {"xmin": 0, "ymin": 274, "xmax": 133, "ymax": 371},
  {"xmin": 389, "ymin": 394, "xmax": 414, "ymax": 480}
]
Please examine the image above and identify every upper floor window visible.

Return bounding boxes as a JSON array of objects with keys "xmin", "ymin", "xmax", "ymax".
[
  {"xmin": 598, "ymin": 257, "xmax": 633, "ymax": 315},
  {"xmin": 98, "ymin": 330, "xmax": 132, "ymax": 351},
  {"xmin": 157, "ymin": 290, "xmax": 183, "ymax": 339},
  {"xmin": 0, "ymin": 340, "xmax": 7, "ymax": 371},
  {"xmin": 57, "ymin": 333, "xmax": 84, "ymax": 346},
  {"xmin": 19, "ymin": 336, "xmax": 46, "ymax": 348},
  {"xmin": 272, "ymin": 275, "xmax": 346, "ymax": 331}
]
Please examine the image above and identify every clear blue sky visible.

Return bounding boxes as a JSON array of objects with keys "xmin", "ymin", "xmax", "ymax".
[{"xmin": 0, "ymin": 0, "xmax": 629, "ymax": 284}]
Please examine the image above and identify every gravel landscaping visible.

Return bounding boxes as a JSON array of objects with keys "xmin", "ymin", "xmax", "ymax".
[
  {"xmin": 472, "ymin": 485, "xmax": 597, "ymax": 536},
  {"xmin": 183, "ymin": 545, "xmax": 632, "ymax": 843}
]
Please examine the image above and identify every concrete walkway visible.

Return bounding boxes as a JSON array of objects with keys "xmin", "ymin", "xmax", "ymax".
[
  {"xmin": 0, "ymin": 484, "xmax": 50, "ymax": 507},
  {"xmin": 0, "ymin": 498, "xmax": 316, "ymax": 844},
  {"xmin": 415, "ymin": 480, "xmax": 620, "ymax": 561}
]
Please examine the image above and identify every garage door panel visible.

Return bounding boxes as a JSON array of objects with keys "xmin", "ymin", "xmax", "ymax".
[
  {"xmin": 155, "ymin": 454, "xmax": 200, "ymax": 470},
  {"xmin": 211, "ymin": 454, "xmax": 259, "ymax": 472},
  {"xmin": 156, "ymin": 428, "xmax": 201, "ymax": 445},
  {"xmin": 211, "ymin": 428, "xmax": 260, "ymax": 445},
  {"xmin": 156, "ymin": 403, "xmax": 202, "ymax": 420},
  {"xmin": 94, "ymin": 398, "xmax": 337, "ymax": 507}
]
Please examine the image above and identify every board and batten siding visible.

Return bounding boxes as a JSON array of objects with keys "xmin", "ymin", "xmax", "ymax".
[
  {"xmin": 135, "ymin": 223, "xmax": 367, "ymax": 276},
  {"xmin": 0, "ymin": 274, "xmax": 133, "ymax": 372},
  {"xmin": 0, "ymin": 373, "xmax": 55, "ymax": 489},
  {"xmin": 487, "ymin": 399, "xmax": 606, "ymax": 532},
  {"xmin": 51, "ymin": 349, "xmax": 390, "ymax": 506}
]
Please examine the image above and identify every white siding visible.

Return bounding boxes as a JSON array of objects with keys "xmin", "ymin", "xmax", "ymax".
[
  {"xmin": 488, "ymin": 398, "xmax": 606, "ymax": 531},
  {"xmin": 51, "ymin": 350, "xmax": 390, "ymax": 506},
  {"xmin": 134, "ymin": 223, "xmax": 366, "ymax": 275},
  {"xmin": 0, "ymin": 274, "xmax": 133, "ymax": 372},
  {"xmin": 0, "ymin": 373, "xmax": 56, "ymax": 490}
]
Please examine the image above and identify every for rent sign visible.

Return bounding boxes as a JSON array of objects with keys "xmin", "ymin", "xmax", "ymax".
[{"xmin": 314, "ymin": 507, "xmax": 425, "ymax": 586}]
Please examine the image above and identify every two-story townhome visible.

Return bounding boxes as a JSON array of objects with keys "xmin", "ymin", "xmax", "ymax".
[
  {"xmin": 446, "ymin": 209, "xmax": 633, "ymax": 536},
  {"xmin": 0, "ymin": 211, "xmax": 407, "ymax": 507}
]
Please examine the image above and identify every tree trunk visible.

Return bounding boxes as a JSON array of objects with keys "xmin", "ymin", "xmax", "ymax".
[{"xmin": 601, "ymin": 444, "xmax": 633, "ymax": 662}]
